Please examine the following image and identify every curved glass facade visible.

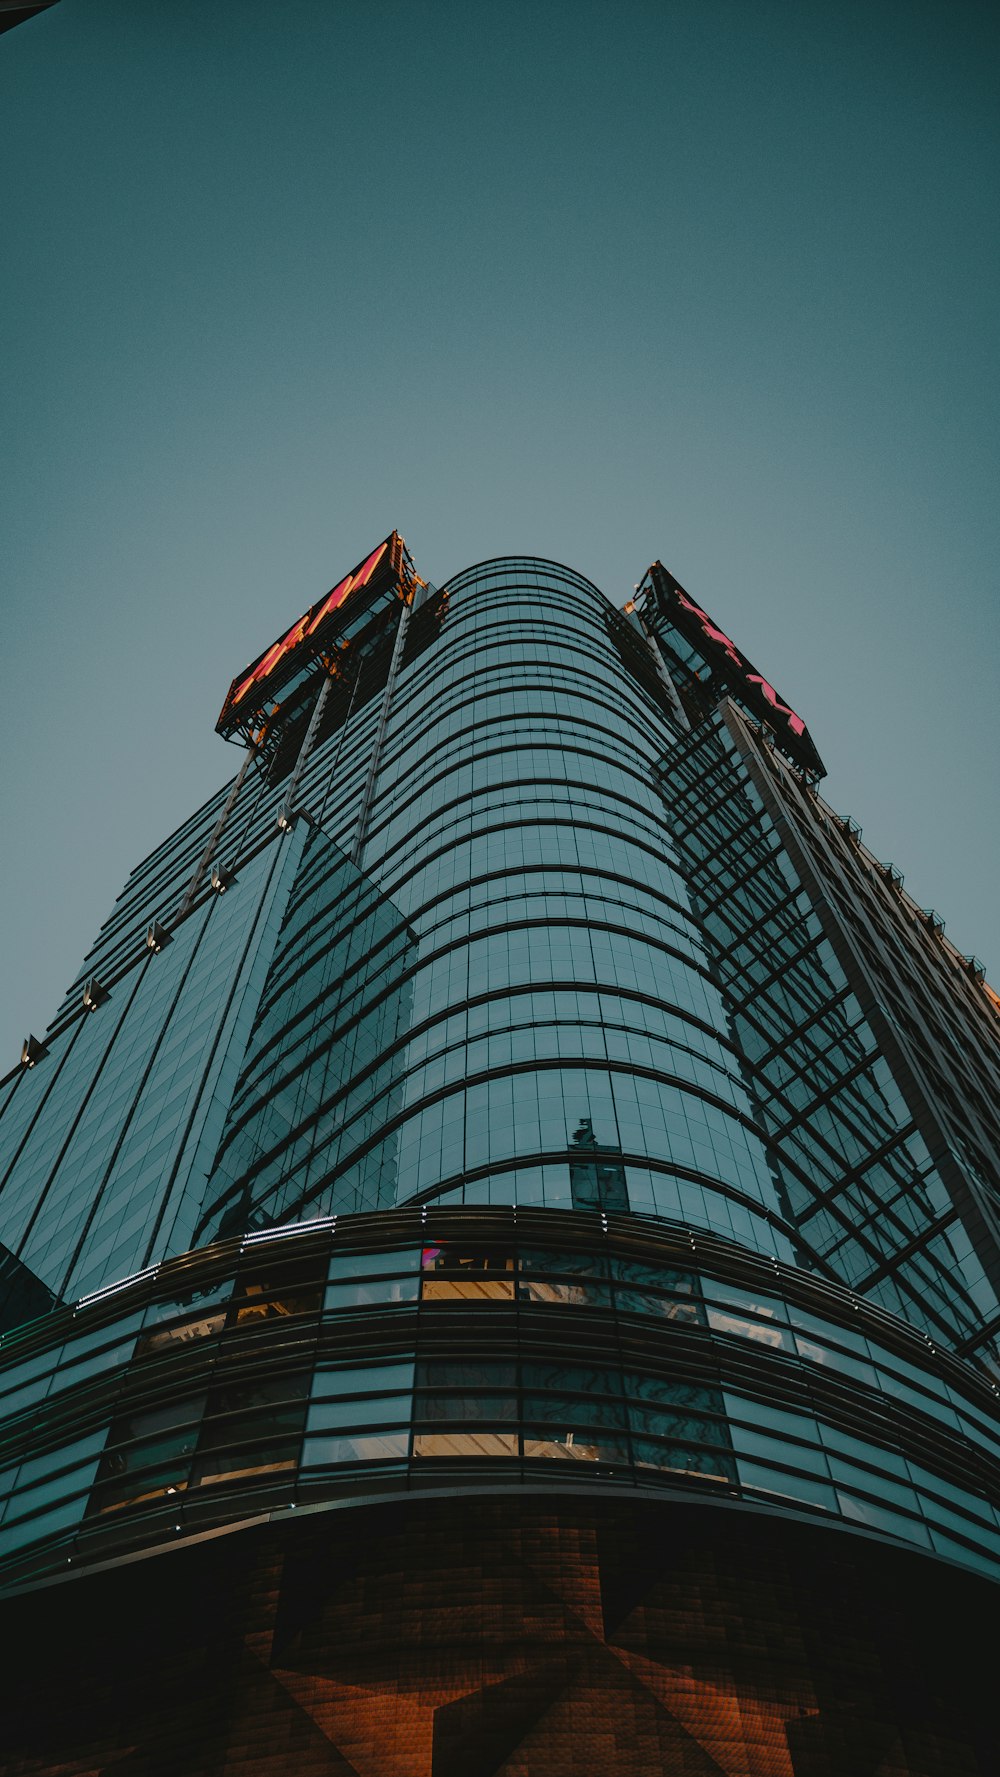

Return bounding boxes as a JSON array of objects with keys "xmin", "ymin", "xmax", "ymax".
[
  {"xmin": 360, "ymin": 559, "xmax": 786, "ymax": 1251},
  {"xmin": 2, "ymin": 547, "xmax": 1000, "ymax": 1771},
  {"xmin": 1, "ymin": 1209, "xmax": 999, "ymax": 1595},
  {"xmin": 0, "ymin": 558, "xmax": 793, "ymax": 1306}
]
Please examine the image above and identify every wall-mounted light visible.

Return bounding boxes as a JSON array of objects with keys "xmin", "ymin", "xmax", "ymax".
[
  {"xmin": 146, "ymin": 921, "xmax": 172, "ymax": 954},
  {"xmin": 20, "ymin": 1034, "xmax": 48, "ymax": 1069}
]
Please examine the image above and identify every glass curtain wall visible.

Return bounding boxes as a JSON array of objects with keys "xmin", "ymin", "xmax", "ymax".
[
  {"xmin": 350, "ymin": 559, "xmax": 789, "ymax": 1254},
  {"xmin": 0, "ymin": 557, "xmax": 797, "ymax": 1313}
]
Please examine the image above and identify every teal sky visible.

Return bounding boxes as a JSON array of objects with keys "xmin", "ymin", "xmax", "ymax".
[{"xmin": 2, "ymin": 0, "xmax": 998, "ymax": 1057}]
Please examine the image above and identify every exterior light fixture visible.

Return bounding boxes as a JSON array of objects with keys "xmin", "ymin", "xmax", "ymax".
[
  {"xmin": 20, "ymin": 1034, "xmax": 48, "ymax": 1069},
  {"xmin": 146, "ymin": 922, "xmax": 172, "ymax": 954}
]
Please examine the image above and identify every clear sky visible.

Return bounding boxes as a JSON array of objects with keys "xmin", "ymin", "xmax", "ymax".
[{"xmin": 2, "ymin": 0, "xmax": 997, "ymax": 1058}]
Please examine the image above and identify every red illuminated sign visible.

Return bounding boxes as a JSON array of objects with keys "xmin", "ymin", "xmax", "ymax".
[
  {"xmin": 647, "ymin": 563, "xmax": 824, "ymax": 776},
  {"xmin": 230, "ymin": 541, "xmax": 389, "ymax": 709},
  {"xmin": 217, "ymin": 533, "xmax": 402, "ymax": 740}
]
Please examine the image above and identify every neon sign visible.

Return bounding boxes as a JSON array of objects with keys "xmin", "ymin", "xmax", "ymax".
[
  {"xmin": 230, "ymin": 541, "xmax": 389, "ymax": 709},
  {"xmin": 745, "ymin": 673, "xmax": 806, "ymax": 738},
  {"xmin": 217, "ymin": 533, "xmax": 402, "ymax": 740},
  {"xmin": 647, "ymin": 563, "xmax": 824, "ymax": 776}
]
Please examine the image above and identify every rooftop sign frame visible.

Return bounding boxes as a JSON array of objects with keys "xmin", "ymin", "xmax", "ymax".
[
  {"xmin": 216, "ymin": 531, "xmax": 407, "ymax": 747},
  {"xmin": 640, "ymin": 561, "xmax": 826, "ymax": 778}
]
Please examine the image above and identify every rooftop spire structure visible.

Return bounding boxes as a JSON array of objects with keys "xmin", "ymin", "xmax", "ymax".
[{"xmin": 1, "ymin": 544, "xmax": 998, "ymax": 1773}]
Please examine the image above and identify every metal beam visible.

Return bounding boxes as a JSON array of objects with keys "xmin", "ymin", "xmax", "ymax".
[
  {"xmin": 351, "ymin": 594, "xmax": 412, "ymax": 867},
  {"xmin": 176, "ymin": 747, "xmax": 257, "ymax": 920},
  {"xmin": 277, "ymin": 669, "xmax": 337, "ymax": 828}
]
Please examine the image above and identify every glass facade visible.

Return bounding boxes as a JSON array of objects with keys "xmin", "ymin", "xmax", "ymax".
[
  {"xmin": 2, "ymin": 548, "xmax": 1000, "ymax": 1772},
  {"xmin": 1, "ymin": 1208, "xmax": 999, "ymax": 1595},
  {"xmin": 656, "ymin": 709, "xmax": 1000, "ymax": 1351},
  {"xmin": 0, "ymin": 558, "xmax": 795, "ymax": 1307},
  {"xmin": 638, "ymin": 564, "xmax": 1000, "ymax": 1380}
]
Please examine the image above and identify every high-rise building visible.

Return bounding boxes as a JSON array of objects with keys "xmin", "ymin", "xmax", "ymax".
[{"xmin": 1, "ymin": 541, "xmax": 998, "ymax": 1774}]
